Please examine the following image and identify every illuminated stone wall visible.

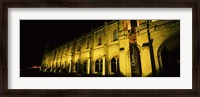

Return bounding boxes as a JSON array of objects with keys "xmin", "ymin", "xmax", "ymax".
[
  {"xmin": 136, "ymin": 20, "xmax": 180, "ymax": 76},
  {"xmin": 41, "ymin": 20, "xmax": 180, "ymax": 77}
]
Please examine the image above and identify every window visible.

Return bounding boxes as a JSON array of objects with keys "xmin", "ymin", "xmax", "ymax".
[
  {"xmin": 75, "ymin": 63, "xmax": 78, "ymax": 71},
  {"xmin": 95, "ymin": 60, "xmax": 99, "ymax": 72},
  {"xmin": 111, "ymin": 58, "xmax": 116, "ymax": 72},
  {"xmin": 83, "ymin": 61, "xmax": 87, "ymax": 72},
  {"xmin": 75, "ymin": 62, "xmax": 78, "ymax": 71},
  {"xmin": 113, "ymin": 29, "xmax": 118, "ymax": 41},
  {"xmin": 97, "ymin": 35, "xmax": 102, "ymax": 46},
  {"xmin": 95, "ymin": 59, "xmax": 102, "ymax": 72},
  {"xmin": 111, "ymin": 57, "xmax": 119, "ymax": 73}
]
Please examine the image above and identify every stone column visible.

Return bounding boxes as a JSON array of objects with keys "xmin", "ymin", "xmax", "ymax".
[
  {"xmin": 69, "ymin": 60, "xmax": 71, "ymax": 73},
  {"xmin": 87, "ymin": 58, "xmax": 90, "ymax": 74},
  {"xmin": 102, "ymin": 56, "xmax": 106, "ymax": 76}
]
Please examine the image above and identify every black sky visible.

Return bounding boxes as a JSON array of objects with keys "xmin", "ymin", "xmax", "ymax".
[{"xmin": 20, "ymin": 20, "xmax": 108, "ymax": 68}]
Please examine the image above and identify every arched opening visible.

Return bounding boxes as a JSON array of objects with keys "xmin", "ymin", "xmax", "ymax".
[
  {"xmin": 111, "ymin": 57, "xmax": 120, "ymax": 75},
  {"xmin": 95, "ymin": 60, "xmax": 99, "ymax": 72},
  {"xmin": 111, "ymin": 58, "xmax": 116, "ymax": 72},
  {"xmin": 113, "ymin": 29, "xmax": 118, "ymax": 41},
  {"xmin": 95, "ymin": 59, "xmax": 102, "ymax": 73},
  {"xmin": 158, "ymin": 34, "xmax": 180, "ymax": 77},
  {"xmin": 75, "ymin": 62, "xmax": 79, "ymax": 72},
  {"xmin": 97, "ymin": 34, "xmax": 102, "ymax": 46},
  {"xmin": 83, "ymin": 60, "xmax": 87, "ymax": 72}
]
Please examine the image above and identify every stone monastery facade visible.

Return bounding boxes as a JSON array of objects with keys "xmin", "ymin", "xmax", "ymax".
[{"xmin": 41, "ymin": 20, "xmax": 180, "ymax": 77}]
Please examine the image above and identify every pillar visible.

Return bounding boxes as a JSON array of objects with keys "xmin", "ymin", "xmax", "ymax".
[
  {"xmin": 69, "ymin": 60, "xmax": 71, "ymax": 73},
  {"xmin": 87, "ymin": 58, "xmax": 90, "ymax": 74},
  {"xmin": 102, "ymin": 56, "xmax": 106, "ymax": 76}
]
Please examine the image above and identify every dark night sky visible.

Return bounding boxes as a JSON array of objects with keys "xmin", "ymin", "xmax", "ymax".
[{"xmin": 20, "ymin": 20, "xmax": 109, "ymax": 68}]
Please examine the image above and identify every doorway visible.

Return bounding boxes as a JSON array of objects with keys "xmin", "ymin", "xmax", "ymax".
[{"xmin": 159, "ymin": 34, "xmax": 180, "ymax": 77}]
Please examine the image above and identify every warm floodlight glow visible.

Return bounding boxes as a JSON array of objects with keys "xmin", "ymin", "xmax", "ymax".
[{"xmin": 39, "ymin": 20, "xmax": 180, "ymax": 77}]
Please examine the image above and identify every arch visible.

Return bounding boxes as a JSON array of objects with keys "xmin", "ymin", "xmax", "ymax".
[
  {"xmin": 97, "ymin": 34, "xmax": 102, "ymax": 46},
  {"xmin": 82, "ymin": 57, "xmax": 89, "ymax": 73},
  {"xmin": 110, "ymin": 52, "xmax": 119, "ymax": 59},
  {"xmin": 95, "ymin": 60, "xmax": 99, "ymax": 72},
  {"xmin": 157, "ymin": 32, "xmax": 180, "ymax": 57},
  {"xmin": 111, "ymin": 57, "xmax": 120, "ymax": 74},
  {"xmin": 157, "ymin": 32, "xmax": 180, "ymax": 77},
  {"xmin": 74, "ymin": 59, "xmax": 80, "ymax": 73},
  {"xmin": 75, "ymin": 62, "xmax": 78, "ymax": 72},
  {"xmin": 82, "ymin": 57, "xmax": 89, "ymax": 63},
  {"xmin": 113, "ymin": 29, "xmax": 118, "ymax": 41},
  {"xmin": 111, "ymin": 58, "xmax": 116, "ymax": 72},
  {"xmin": 109, "ymin": 52, "xmax": 120, "ymax": 75},
  {"xmin": 83, "ymin": 61, "xmax": 87, "ymax": 72},
  {"xmin": 95, "ymin": 58, "xmax": 103, "ymax": 72}
]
